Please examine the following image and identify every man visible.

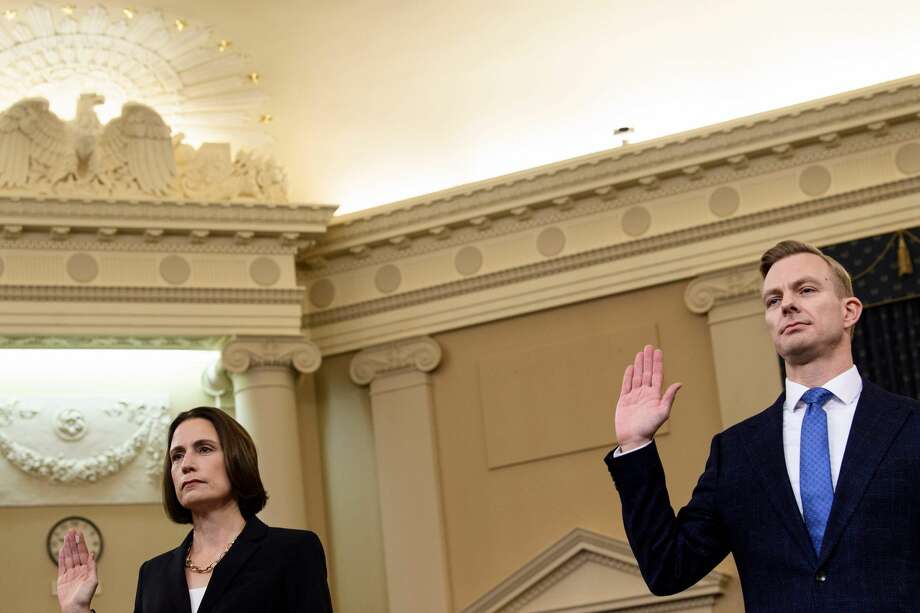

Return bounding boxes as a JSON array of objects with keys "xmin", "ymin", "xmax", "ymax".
[{"xmin": 606, "ymin": 240, "xmax": 920, "ymax": 612}]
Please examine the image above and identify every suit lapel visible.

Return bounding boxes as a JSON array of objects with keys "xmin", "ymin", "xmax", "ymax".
[
  {"xmin": 740, "ymin": 393, "xmax": 817, "ymax": 564},
  {"xmin": 817, "ymin": 380, "xmax": 911, "ymax": 565},
  {"xmin": 165, "ymin": 531, "xmax": 194, "ymax": 613},
  {"xmin": 197, "ymin": 516, "xmax": 268, "ymax": 613}
]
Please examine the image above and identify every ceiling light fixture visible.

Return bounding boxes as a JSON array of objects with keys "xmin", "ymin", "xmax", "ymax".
[
  {"xmin": 4, "ymin": 10, "xmax": 16, "ymax": 20},
  {"xmin": 175, "ymin": 19, "xmax": 186, "ymax": 31},
  {"xmin": 61, "ymin": 5, "xmax": 75, "ymax": 15},
  {"xmin": 217, "ymin": 40, "xmax": 231, "ymax": 52},
  {"xmin": 248, "ymin": 72, "xmax": 260, "ymax": 84},
  {"xmin": 122, "ymin": 8, "xmax": 135, "ymax": 19},
  {"xmin": 259, "ymin": 114, "xmax": 273, "ymax": 124}
]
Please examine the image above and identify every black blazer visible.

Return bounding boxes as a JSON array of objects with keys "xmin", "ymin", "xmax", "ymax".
[
  {"xmin": 133, "ymin": 517, "xmax": 333, "ymax": 613},
  {"xmin": 607, "ymin": 379, "xmax": 920, "ymax": 613}
]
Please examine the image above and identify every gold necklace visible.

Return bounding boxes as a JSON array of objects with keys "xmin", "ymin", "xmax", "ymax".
[{"xmin": 185, "ymin": 531, "xmax": 242, "ymax": 574}]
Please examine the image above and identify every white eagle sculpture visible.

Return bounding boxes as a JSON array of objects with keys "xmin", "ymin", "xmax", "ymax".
[{"xmin": 0, "ymin": 93, "xmax": 175, "ymax": 195}]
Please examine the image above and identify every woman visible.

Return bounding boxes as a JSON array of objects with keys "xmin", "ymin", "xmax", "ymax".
[{"xmin": 56, "ymin": 406, "xmax": 333, "ymax": 613}]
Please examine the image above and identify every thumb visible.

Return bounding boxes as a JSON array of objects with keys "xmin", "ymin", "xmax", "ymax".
[{"xmin": 661, "ymin": 382, "xmax": 682, "ymax": 410}]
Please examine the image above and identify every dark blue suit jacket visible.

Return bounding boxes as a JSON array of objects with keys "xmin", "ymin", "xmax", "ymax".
[
  {"xmin": 606, "ymin": 379, "xmax": 920, "ymax": 612},
  {"xmin": 132, "ymin": 516, "xmax": 333, "ymax": 613}
]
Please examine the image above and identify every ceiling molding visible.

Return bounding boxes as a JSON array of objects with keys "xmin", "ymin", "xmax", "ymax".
[{"xmin": 320, "ymin": 75, "xmax": 920, "ymax": 254}]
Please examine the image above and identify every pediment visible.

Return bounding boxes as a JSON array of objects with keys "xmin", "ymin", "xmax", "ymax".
[{"xmin": 462, "ymin": 529, "xmax": 727, "ymax": 613}]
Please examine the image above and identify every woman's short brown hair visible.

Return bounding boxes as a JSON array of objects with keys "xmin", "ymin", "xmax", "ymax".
[{"xmin": 162, "ymin": 406, "xmax": 268, "ymax": 523}]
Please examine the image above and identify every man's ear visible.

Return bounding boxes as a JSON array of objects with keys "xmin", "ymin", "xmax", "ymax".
[{"xmin": 843, "ymin": 296, "xmax": 863, "ymax": 332}]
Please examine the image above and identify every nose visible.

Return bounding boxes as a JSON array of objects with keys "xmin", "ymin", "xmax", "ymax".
[
  {"xmin": 180, "ymin": 456, "xmax": 196, "ymax": 474},
  {"xmin": 780, "ymin": 292, "xmax": 799, "ymax": 314}
]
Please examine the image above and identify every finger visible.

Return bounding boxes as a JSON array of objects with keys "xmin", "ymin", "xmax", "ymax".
[
  {"xmin": 631, "ymin": 350, "xmax": 643, "ymax": 389},
  {"xmin": 76, "ymin": 530, "xmax": 89, "ymax": 566},
  {"xmin": 642, "ymin": 345, "xmax": 654, "ymax": 387},
  {"xmin": 651, "ymin": 349, "xmax": 663, "ymax": 393},
  {"xmin": 621, "ymin": 364, "xmax": 633, "ymax": 395},
  {"xmin": 62, "ymin": 530, "xmax": 76, "ymax": 571},
  {"xmin": 662, "ymin": 382, "xmax": 683, "ymax": 410},
  {"xmin": 58, "ymin": 537, "xmax": 67, "ymax": 577}
]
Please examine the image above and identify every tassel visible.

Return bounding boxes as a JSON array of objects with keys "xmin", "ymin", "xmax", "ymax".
[{"xmin": 898, "ymin": 233, "xmax": 914, "ymax": 276}]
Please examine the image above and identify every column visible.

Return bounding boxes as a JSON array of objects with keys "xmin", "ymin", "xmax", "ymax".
[
  {"xmin": 203, "ymin": 336, "xmax": 322, "ymax": 530},
  {"xmin": 350, "ymin": 336, "xmax": 452, "ymax": 613},
  {"xmin": 685, "ymin": 266, "xmax": 783, "ymax": 428}
]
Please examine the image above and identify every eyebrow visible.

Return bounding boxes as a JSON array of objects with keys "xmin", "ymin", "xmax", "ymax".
[
  {"xmin": 169, "ymin": 438, "xmax": 219, "ymax": 453},
  {"xmin": 762, "ymin": 274, "xmax": 826, "ymax": 298}
]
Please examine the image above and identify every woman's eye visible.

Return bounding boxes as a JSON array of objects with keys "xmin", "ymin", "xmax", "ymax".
[{"xmin": 171, "ymin": 452, "xmax": 183, "ymax": 462}]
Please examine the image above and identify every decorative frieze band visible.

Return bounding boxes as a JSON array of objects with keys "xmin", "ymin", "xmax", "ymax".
[
  {"xmin": 349, "ymin": 336, "xmax": 442, "ymax": 385},
  {"xmin": 684, "ymin": 265, "xmax": 763, "ymax": 314},
  {"xmin": 220, "ymin": 336, "xmax": 322, "ymax": 375}
]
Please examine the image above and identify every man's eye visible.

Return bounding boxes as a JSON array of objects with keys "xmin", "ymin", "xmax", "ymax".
[{"xmin": 766, "ymin": 297, "xmax": 780, "ymax": 307}]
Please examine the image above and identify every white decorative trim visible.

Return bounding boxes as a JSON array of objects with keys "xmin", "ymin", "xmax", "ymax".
[
  {"xmin": 349, "ymin": 336, "xmax": 442, "ymax": 385},
  {"xmin": 220, "ymin": 336, "xmax": 322, "ymax": 375},
  {"xmin": 321, "ymin": 76, "xmax": 920, "ymax": 256},
  {"xmin": 306, "ymin": 175, "xmax": 920, "ymax": 329},
  {"xmin": 0, "ymin": 285, "xmax": 304, "ymax": 304},
  {"xmin": 0, "ymin": 335, "xmax": 224, "ymax": 349},
  {"xmin": 0, "ymin": 399, "xmax": 168, "ymax": 484},
  {"xmin": 684, "ymin": 265, "xmax": 763, "ymax": 314},
  {"xmin": 310, "ymin": 121, "xmax": 920, "ymax": 276},
  {"xmin": 460, "ymin": 528, "xmax": 726, "ymax": 613}
]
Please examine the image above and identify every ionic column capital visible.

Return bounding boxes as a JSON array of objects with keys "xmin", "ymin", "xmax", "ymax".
[
  {"xmin": 684, "ymin": 265, "xmax": 762, "ymax": 314},
  {"xmin": 220, "ymin": 335, "xmax": 323, "ymax": 375},
  {"xmin": 349, "ymin": 336, "xmax": 442, "ymax": 386}
]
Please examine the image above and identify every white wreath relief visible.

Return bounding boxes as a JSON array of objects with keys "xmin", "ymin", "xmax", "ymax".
[{"xmin": 0, "ymin": 400, "xmax": 170, "ymax": 484}]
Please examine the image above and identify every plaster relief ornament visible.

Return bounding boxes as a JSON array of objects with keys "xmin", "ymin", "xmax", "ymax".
[
  {"xmin": 0, "ymin": 94, "xmax": 175, "ymax": 195},
  {"xmin": 0, "ymin": 94, "xmax": 289, "ymax": 203},
  {"xmin": 0, "ymin": 397, "xmax": 170, "ymax": 484}
]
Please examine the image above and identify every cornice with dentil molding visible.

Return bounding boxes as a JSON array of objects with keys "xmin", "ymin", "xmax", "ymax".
[
  {"xmin": 220, "ymin": 336, "xmax": 322, "ymax": 375},
  {"xmin": 306, "ymin": 174, "xmax": 920, "ymax": 329},
  {"xmin": 349, "ymin": 336, "xmax": 442, "ymax": 385},
  {"xmin": 305, "ymin": 120, "xmax": 920, "ymax": 277},
  {"xmin": 684, "ymin": 265, "xmax": 764, "ymax": 314},
  {"xmin": 313, "ymin": 76, "xmax": 920, "ymax": 262}
]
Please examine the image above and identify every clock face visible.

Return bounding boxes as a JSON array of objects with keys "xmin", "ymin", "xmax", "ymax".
[{"xmin": 47, "ymin": 516, "xmax": 103, "ymax": 566}]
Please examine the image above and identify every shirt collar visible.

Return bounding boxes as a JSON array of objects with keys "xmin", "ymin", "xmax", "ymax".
[{"xmin": 784, "ymin": 364, "xmax": 862, "ymax": 412}]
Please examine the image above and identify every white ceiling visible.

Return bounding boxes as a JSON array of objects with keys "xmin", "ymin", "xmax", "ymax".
[{"xmin": 51, "ymin": 1, "xmax": 920, "ymax": 214}]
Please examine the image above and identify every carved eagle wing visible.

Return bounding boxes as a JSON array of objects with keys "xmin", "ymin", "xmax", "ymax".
[
  {"xmin": 100, "ymin": 103, "xmax": 176, "ymax": 195},
  {"xmin": 0, "ymin": 98, "xmax": 75, "ymax": 188}
]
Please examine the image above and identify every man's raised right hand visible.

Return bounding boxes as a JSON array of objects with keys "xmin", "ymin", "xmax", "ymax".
[{"xmin": 614, "ymin": 344, "xmax": 682, "ymax": 452}]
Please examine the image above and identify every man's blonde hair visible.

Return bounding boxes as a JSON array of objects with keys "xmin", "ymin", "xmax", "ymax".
[{"xmin": 759, "ymin": 240, "xmax": 854, "ymax": 298}]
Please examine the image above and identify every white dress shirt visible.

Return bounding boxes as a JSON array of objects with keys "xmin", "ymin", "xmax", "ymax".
[
  {"xmin": 783, "ymin": 365, "xmax": 862, "ymax": 515},
  {"xmin": 613, "ymin": 365, "xmax": 863, "ymax": 517}
]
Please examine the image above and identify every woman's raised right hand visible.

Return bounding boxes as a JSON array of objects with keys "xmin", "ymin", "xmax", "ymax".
[{"xmin": 57, "ymin": 529, "xmax": 97, "ymax": 613}]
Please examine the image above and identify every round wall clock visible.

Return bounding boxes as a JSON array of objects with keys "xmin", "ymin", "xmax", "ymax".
[{"xmin": 47, "ymin": 516, "xmax": 104, "ymax": 565}]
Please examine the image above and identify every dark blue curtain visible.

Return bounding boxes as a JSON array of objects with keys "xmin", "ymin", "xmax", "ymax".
[{"xmin": 822, "ymin": 229, "xmax": 920, "ymax": 399}]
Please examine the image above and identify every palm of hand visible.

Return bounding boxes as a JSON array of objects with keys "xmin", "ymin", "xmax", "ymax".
[
  {"xmin": 57, "ymin": 529, "xmax": 97, "ymax": 613},
  {"xmin": 616, "ymin": 384, "xmax": 670, "ymax": 443},
  {"xmin": 57, "ymin": 563, "xmax": 97, "ymax": 609}
]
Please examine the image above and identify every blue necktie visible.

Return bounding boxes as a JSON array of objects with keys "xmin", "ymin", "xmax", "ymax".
[{"xmin": 800, "ymin": 386, "xmax": 835, "ymax": 555}]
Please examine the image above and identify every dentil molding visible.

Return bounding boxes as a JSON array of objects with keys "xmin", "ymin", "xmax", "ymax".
[
  {"xmin": 302, "ymin": 75, "xmax": 920, "ymax": 355},
  {"xmin": 349, "ymin": 336, "xmax": 442, "ymax": 385}
]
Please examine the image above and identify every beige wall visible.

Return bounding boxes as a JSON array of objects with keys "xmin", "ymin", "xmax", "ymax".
[
  {"xmin": 0, "ymin": 504, "xmax": 188, "ymax": 613},
  {"xmin": 430, "ymin": 279, "xmax": 744, "ymax": 611}
]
